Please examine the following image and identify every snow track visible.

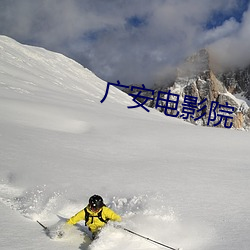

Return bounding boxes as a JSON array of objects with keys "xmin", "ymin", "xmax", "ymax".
[
  {"xmin": 0, "ymin": 181, "xmax": 210, "ymax": 250},
  {"xmin": 0, "ymin": 180, "xmax": 64, "ymax": 221}
]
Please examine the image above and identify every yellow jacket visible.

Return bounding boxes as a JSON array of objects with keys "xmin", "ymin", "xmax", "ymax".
[{"xmin": 67, "ymin": 206, "xmax": 121, "ymax": 233}]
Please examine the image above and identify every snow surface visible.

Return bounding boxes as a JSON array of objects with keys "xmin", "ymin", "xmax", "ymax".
[{"xmin": 0, "ymin": 35, "xmax": 250, "ymax": 250}]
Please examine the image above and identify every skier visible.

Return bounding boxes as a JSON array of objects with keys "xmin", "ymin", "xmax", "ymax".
[{"xmin": 66, "ymin": 194, "xmax": 121, "ymax": 239}]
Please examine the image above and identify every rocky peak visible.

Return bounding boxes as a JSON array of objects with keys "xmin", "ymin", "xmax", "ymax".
[
  {"xmin": 177, "ymin": 48, "xmax": 210, "ymax": 78},
  {"xmin": 171, "ymin": 49, "xmax": 250, "ymax": 129},
  {"xmin": 174, "ymin": 49, "xmax": 226, "ymax": 101},
  {"xmin": 123, "ymin": 48, "xmax": 250, "ymax": 130}
]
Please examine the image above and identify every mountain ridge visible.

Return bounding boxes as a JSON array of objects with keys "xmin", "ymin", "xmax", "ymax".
[{"xmin": 124, "ymin": 48, "xmax": 250, "ymax": 130}]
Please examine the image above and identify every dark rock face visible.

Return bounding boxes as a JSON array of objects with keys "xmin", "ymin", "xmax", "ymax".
[{"xmin": 217, "ymin": 66, "xmax": 250, "ymax": 99}]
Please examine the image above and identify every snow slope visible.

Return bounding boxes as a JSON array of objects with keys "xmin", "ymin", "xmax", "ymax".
[{"xmin": 0, "ymin": 35, "xmax": 250, "ymax": 250}]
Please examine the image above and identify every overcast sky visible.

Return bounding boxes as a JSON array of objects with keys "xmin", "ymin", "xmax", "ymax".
[{"xmin": 0, "ymin": 0, "xmax": 249, "ymax": 86}]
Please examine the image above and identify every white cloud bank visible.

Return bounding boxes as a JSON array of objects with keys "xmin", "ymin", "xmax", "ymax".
[{"xmin": 0, "ymin": 0, "xmax": 249, "ymax": 85}]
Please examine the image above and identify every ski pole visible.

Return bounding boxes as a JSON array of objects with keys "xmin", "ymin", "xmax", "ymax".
[
  {"xmin": 122, "ymin": 227, "xmax": 180, "ymax": 250},
  {"xmin": 37, "ymin": 220, "xmax": 48, "ymax": 231}
]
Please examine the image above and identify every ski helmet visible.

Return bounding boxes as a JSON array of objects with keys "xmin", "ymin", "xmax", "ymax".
[{"xmin": 89, "ymin": 195, "xmax": 104, "ymax": 210}]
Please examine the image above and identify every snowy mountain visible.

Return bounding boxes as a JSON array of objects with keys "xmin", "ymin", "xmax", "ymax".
[
  {"xmin": 0, "ymin": 36, "xmax": 250, "ymax": 250},
  {"xmin": 173, "ymin": 49, "xmax": 250, "ymax": 129},
  {"xmin": 124, "ymin": 49, "xmax": 250, "ymax": 130}
]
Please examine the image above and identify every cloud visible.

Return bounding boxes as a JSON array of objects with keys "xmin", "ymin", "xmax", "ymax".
[
  {"xmin": 209, "ymin": 4, "xmax": 250, "ymax": 69},
  {"xmin": 200, "ymin": 18, "xmax": 240, "ymax": 45},
  {"xmin": 0, "ymin": 0, "xmax": 249, "ymax": 86}
]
